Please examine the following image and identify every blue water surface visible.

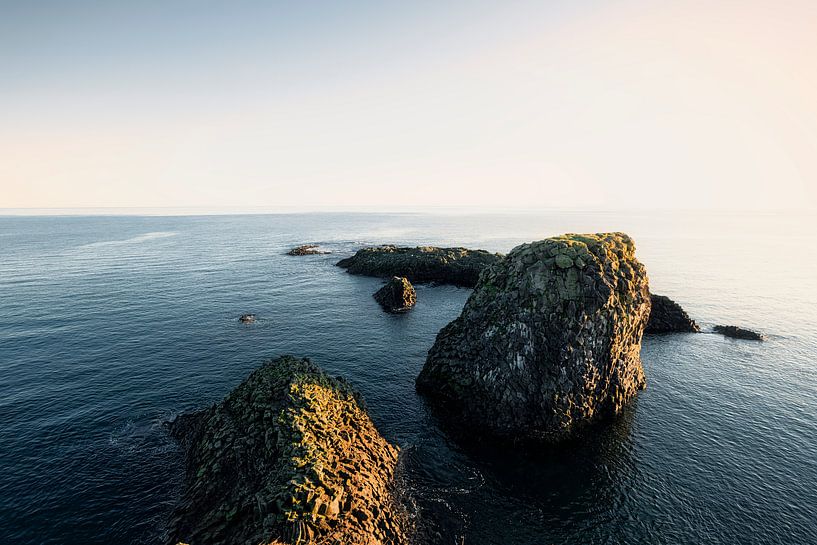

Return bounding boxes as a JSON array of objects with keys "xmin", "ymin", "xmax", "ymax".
[{"xmin": 1, "ymin": 212, "xmax": 815, "ymax": 544}]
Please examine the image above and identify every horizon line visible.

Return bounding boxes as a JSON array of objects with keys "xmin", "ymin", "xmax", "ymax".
[{"xmin": 1, "ymin": 204, "xmax": 815, "ymax": 218}]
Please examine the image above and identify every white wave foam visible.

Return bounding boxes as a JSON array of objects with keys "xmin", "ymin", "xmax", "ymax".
[{"xmin": 80, "ymin": 231, "xmax": 178, "ymax": 248}]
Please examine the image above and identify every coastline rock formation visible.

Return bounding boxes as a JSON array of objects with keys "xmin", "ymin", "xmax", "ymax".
[
  {"xmin": 714, "ymin": 325, "xmax": 764, "ymax": 341},
  {"xmin": 336, "ymin": 245, "xmax": 502, "ymax": 287},
  {"xmin": 373, "ymin": 277, "xmax": 416, "ymax": 313},
  {"xmin": 287, "ymin": 244, "xmax": 330, "ymax": 256},
  {"xmin": 416, "ymin": 233, "xmax": 651, "ymax": 442},
  {"xmin": 646, "ymin": 294, "xmax": 700, "ymax": 333},
  {"xmin": 238, "ymin": 313, "xmax": 257, "ymax": 324},
  {"xmin": 166, "ymin": 356, "xmax": 407, "ymax": 545}
]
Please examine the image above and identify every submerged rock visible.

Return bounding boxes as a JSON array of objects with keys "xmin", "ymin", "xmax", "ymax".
[
  {"xmin": 714, "ymin": 325, "xmax": 764, "ymax": 341},
  {"xmin": 336, "ymin": 245, "xmax": 503, "ymax": 287},
  {"xmin": 374, "ymin": 277, "xmax": 416, "ymax": 313},
  {"xmin": 646, "ymin": 294, "xmax": 700, "ymax": 333},
  {"xmin": 238, "ymin": 313, "xmax": 257, "ymax": 324},
  {"xmin": 287, "ymin": 244, "xmax": 330, "ymax": 256},
  {"xmin": 416, "ymin": 233, "xmax": 651, "ymax": 442},
  {"xmin": 166, "ymin": 356, "xmax": 408, "ymax": 545}
]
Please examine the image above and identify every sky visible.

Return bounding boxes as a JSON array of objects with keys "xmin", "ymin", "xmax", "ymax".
[{"xmin": 1, "ymin": 0, "xmax": 816, "ymax": 211}]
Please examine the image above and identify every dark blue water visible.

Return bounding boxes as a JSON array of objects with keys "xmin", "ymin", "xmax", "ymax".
[{"xmin": 1, "ymin": 212, "xmax": 816, "ymax": 544}]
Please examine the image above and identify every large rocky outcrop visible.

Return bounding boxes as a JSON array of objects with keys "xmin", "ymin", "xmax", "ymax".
[
  {"xmin": 373, "ymin": 277, "xmax": 416, "ymax": 313},
  {"xmin": 166, "ymin": 356, "xmax": 407, "ymax": 545},
  {"xmin": 336, "ymin": 245, "xmax": 502, "ymax": 287},
  {"xmin": 646, "ymin": 294, "xmax": 700, "ymax": 333},
  {"xmin": 416, "ymin": 233, "xmax": 651, "ymax": 442}
]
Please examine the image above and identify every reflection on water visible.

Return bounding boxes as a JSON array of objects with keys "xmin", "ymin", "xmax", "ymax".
[{"xmin": 407, "ymin": 397, "xmax": 639, "ymax": 544}]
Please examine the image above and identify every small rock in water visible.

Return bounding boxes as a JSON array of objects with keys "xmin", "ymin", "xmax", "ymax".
[
  {"xmin": 714, "ymin": 325, "xmax": 764, "ymax": 341},
  {"xmin": 373, "ymin": 276, "xmax": 416, "ymax": 313},
  {"xmin": 646, "ymin": 294, "xmax": 700, "ymax": 333},
  {"xmin": 287, "ymin": 244, "xmax": 330, "ymax": 256},
  {"xmin": 238, "ymin": 313, "xmax": 256, "ymax": 324}
]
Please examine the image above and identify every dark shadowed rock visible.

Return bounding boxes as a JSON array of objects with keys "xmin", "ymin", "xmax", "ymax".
[
  {"xmin": 646, "ymin": 294, "xmax": 700, "ymax": 333},
  {"xmin": 416, "ymin": 233, "xmax": 651, "ymax": 442},
  {"xmin": 336, "ymin": 245, "xmax": 503, "ymax": 287},
  {"xmin": 373, "ymin": 277, "xmax": 416, "ymax": 313},
  {"xmin": 238, "ymin": 313, "xmax": 256, "ymax": 324},
  {"xmin": 714, "ymin": 325, "xmax": 764, "ymax": 341},
  {"xmin": 166, "ymin": 356, "xmax": 408, "ymax": 545},
  {"xmin": 287, "ymin": 244, "xmax": 330, "ymax": 256}
]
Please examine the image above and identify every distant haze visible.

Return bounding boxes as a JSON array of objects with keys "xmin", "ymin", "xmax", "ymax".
[{"xmin": 2, "ymin": 0, "xmax": 816, "ymax": 211}]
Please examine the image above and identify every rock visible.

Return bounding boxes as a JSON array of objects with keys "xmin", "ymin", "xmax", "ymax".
[
  {"xmin": 166, "ymin": 356, "xmax": 408, "ymax": 545},
  {"xmin": 238, "ymin": 314, "xmax": 257, "ymax": 324},
  {"xmin": 287, "ymin": 244, "xmax": 330, "ymax": 256},
  {"xmin": 416, "ymin": 233, "xmax": 651, "ymax": 442},
  {"xmin": 373, "ymin": 277, "xmax": 416, "ymax": 313},
  {"xmin": 714, "ymin": 325, "xmax": 764, "ymax": 341},
  {"xmin": 646, "ymin": 294, "xmax": 700, "ymax": 333},
  {"xmin": 336, "ymin": 245, "xmax": 503, "ymax": 287}
]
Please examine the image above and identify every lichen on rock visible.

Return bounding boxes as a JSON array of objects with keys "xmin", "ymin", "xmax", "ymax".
[
  {"xmin": 373, "ymin": 277, "xmax": 416, "ymax": 313},
  {"xmin": 416, "ymin": 233, "xmax": 651, "ymax": 442},
  {"xmin": 166, "ymin": 356, "xmax": 408, "ymax": 545},
  {"xmin": 336, "ymin": 245, "xmax": 502, "ymax": 287}
]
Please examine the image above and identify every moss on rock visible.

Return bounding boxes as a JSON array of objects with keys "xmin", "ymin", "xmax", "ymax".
[
  {"xmin": 166, "ymin": 356, "xmax": 407, "ymax": 545},
  {"xmin": 416, "ymin": 233, "xmax": 651, "ymax": 442}
]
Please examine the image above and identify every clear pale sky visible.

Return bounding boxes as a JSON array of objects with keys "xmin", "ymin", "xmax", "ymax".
[{"xmin": 2, "ymin": 0, "xmax": 816, "ymax": 211}]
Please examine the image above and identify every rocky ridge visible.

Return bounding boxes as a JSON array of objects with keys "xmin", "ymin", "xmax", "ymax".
[
  {"xmin": 336, "ymin": 245, "xmax": 502, "ymax": 287},
  {"xmin": 416, "ymin": 233, "xmax": 651, "ymax": 442},
  {"xmin": 166, "ymin": 356, "xmax": 407, "ymax": 545}
]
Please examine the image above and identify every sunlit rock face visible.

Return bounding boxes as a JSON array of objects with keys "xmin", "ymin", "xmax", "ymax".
[
  {"xmin": 374, "ymin": 276, "xmax": 417, "ymax": 313},
  {"xmin": 416, "ymin": 233, "xmax": 651, "ymax": 442},
  {"xmin": 167, "ymin": 356, "xmax": 408, "ymax": 545}
]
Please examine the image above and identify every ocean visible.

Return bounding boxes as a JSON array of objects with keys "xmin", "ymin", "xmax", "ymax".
[{"xmin": 1, "ymin": 211, "xmax": 815, "ymax": 544}]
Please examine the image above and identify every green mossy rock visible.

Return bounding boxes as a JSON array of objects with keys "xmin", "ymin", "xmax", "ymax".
[
  {"xmin": 166, "ymin": 356, "xmax": 407, "ymax": 545},
  {"xmin": 416, "ymin": 233, "xmax": 651, "ymax": 442}
]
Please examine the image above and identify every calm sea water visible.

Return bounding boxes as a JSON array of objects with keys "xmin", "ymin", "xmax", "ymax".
[{"xmin": 1, "ymin": 211, "xmax": 816, "ymax": 545}]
